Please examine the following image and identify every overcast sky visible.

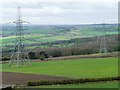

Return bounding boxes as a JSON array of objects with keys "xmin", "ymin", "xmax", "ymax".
[{"xmin": 0, "ymin": 0, "xmax": 119, "ymax": 25}]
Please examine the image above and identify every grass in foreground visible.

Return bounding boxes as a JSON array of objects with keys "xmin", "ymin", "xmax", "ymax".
[
  {"xmin": 32, "ymin": 81, "xmax": 119, "ymax": 88},
  {"xmin": 2, "ymin": 58, "xmax": 118, "ymax": 78}
]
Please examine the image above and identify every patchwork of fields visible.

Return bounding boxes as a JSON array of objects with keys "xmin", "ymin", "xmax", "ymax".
[
  {"xmin": 1, "ymin": 24, "xmax": 118, "ymax": 49},
  {"xmin": 1, "ymin": 24, "xmax": 119, "ymax": 88}
]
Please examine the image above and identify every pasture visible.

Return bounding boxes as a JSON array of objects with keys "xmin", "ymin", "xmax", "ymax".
[{"xmin": 2, "ymin": 58, "xmax": 118, "ymax": 79}]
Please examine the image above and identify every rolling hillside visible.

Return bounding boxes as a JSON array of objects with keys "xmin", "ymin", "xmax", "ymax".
[{"xmin": 1, "ymin": 24, "xmax": 118, "ymax": 49}]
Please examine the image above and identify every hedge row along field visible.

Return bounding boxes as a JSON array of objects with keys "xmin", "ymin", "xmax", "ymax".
[
  {"xmin": 32, "ymin": 81, "xmax": 119, "ymax": 88},
  {"xmin": 27, "ymin": 77, "xmax": 120, "ymax": 86}
]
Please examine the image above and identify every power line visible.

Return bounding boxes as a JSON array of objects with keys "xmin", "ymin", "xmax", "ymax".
[
  {"xmin": 8, "ymin": 6, "xmax": 31, "ymax": 67},
  {"xmin": 99, "ymin": 23, "xmax": 108, "ymax": 54}
]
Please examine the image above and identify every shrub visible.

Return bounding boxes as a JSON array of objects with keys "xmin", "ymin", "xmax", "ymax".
[
  {"xmin": 28, "ymin": 52, "xmax": 35, "ymax": 59},
  {"xmin": 50, "ymin": 50, "xmax": 62, "ymax": 57},
  {"xmin": 2, "ymin": 56, "xmax": 10, "ymax": 61},
  {"xmin": 39, "ymin": 51, "xmax": 48, "ymax": 60},
  {"xmin": 27, "ymin": 77, "xmax": 120, "ymax": 86},
  {"xmin": 39, "ymin": 54, "xmax": 46, "ymax": 60}
]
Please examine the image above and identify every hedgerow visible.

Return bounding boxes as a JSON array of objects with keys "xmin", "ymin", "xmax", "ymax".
[{"xmin": 27, "ymin": 77, "xmax": 120, "ymax": 86}]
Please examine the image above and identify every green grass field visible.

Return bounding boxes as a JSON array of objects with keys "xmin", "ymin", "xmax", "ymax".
[
  {"xmin": 33, "ymin": 81, "xmax": 119, "ymax": 88},
  {"xmin": 2, "ymin": 58, "xmax": 118, "ymax": 79}
]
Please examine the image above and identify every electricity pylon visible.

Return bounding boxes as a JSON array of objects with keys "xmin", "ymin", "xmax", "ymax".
[
  {"xmin": 99, "ymin": 23, "xmax": 108, "ymax": 54},
  {"xmin": 9, "ymin": 6, "xmax": 31, "ymax": 67}
]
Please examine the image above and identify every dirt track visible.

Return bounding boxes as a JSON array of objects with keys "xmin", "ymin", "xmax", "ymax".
[{"xmin": 1, "ymin": 72, "xmax": 69, "ymax": 85}]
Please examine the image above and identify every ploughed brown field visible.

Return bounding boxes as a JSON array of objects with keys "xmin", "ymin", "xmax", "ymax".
[{"xmin": 1, "ymin": 72, "xmax": 69, "ymax": 85}]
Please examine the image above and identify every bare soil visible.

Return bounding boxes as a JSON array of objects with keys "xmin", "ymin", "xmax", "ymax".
[{"xmin": 1, "ymin": 72, "xmax": 69, "ymax": 85}]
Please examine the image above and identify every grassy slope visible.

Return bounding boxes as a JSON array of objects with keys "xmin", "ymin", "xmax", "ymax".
[
  {"xmin": 33, "ymin": 81, "xmax": 119, "ymax": 88},
  {"xmin": 2, "ymin": 58, "xmax": 118, "ymax": 79}
]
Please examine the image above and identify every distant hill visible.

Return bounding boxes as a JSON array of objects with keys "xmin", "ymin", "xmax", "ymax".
[{"xmin": 1, "ymin": 24, "xmax": 118, "ymax": 49}]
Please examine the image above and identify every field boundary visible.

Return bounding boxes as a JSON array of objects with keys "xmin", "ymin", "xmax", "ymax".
[
  {"xmin": 27, "ymin": 77, "xmax": 120, "ymax": 86},
  {"xmin": 46, "ymin": 52, "xmax": 118, "ymax": 61},
  {"xmin": 1, "ymin": 52, "xmax": 118, "ymax": 63}
]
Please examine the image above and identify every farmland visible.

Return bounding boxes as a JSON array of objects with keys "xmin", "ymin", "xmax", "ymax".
[
  {"xmin": 1, "ymin": 24, "xmax": 118, "ymax": 48},
  {"xmin": 1, "ymin": 24, "xmax": 119, "ymax": 89},
  {"xmin": 2, "ymin": 58, "xmax": 118, "ymax": 79},
  {"xmin": 1, "ymin": 24, "xmax": 119, "ymax": 60}
]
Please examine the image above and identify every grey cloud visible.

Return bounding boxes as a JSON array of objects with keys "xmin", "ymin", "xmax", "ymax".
[{"xmin": 1, "ymin": 1, "xmax": 118, "ymax": 24}]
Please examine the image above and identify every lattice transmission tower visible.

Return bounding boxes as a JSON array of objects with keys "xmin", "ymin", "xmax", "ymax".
[
  {"xmin": 9, "ymin": 6, "xmax": 31, "ymax": 67},
  {"xmin": 99, "ymin": 23, "xmax": 108, "ymax": 54}
]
